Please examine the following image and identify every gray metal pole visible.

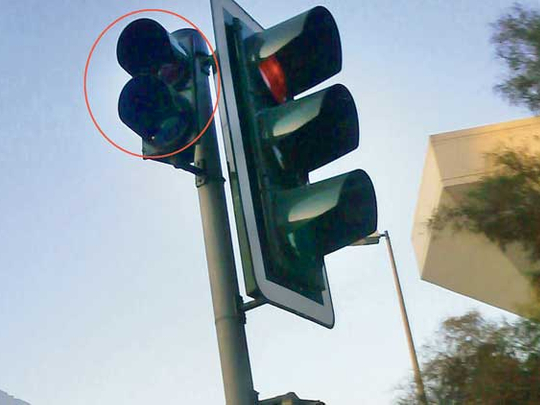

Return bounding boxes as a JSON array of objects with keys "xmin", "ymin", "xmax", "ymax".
[
  {"xmin": 194, "ymin": 70, "xmax": 256, "ymax": 404},
  {"xmin": 383, "ymin": 231, "xmax": 428, "ymax": 405}
]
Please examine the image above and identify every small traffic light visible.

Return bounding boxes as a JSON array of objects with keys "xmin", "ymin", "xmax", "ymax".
[
  {"xmin": 211, "ymin": 1, "xmax": 377, "ymax": 327},
  {"xmin": 117, "ymin": 18, "xmax": 212, "ymax": 172}
]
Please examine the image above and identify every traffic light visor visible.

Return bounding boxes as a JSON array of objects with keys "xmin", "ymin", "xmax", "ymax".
[
  {"xmin": 117, "ymin": 19, "xmax": 183, "ymax": 77},
  {"xmin": 277, "ymin": 169, "xmax": 377, "ymax": 256},
  {"xmin": 260, "ymin": 84, "xmax": 359, "ymax": 178},
  {"xmin": 246, "ymin": 6, "xmax": 342, "ymax": 100}
]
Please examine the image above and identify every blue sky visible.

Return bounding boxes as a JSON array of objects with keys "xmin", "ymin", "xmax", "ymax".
[{"xmin": 1, "ymin": 0, "xmax": 536, "ymax": 404}]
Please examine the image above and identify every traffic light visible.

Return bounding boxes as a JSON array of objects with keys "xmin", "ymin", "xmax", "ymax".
[
  {"xmin": 117, "ymin": 18, "xmax": 212, "ymax": 172},
  {"xmin": 211, "ymin": 0, "xmax": 377, "ymax": 327}
]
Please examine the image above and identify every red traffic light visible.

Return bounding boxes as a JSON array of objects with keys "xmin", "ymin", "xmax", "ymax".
[{"xmin": 258, "ymin": 55, "xmax": 288, "ymax": 104}]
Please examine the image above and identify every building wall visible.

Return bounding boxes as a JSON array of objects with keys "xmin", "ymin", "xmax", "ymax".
[{"xmin": 412, "ymin": 116, "xmax": 540, "ymax": 316}]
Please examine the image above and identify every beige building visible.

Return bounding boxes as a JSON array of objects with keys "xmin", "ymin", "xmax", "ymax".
[{"xmin": 412, "ymin": 117, "xmax": 540, "ymax": 316}]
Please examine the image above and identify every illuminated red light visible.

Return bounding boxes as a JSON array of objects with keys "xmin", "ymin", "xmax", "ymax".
[{"xmin": 258, "ymin": 55, "xmax": 288, "ymax": 104}]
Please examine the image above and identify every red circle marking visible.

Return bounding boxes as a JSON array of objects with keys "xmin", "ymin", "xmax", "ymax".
[{"xmin": 84, "ymin": 9, "xmax": 221, "ymax": 159}]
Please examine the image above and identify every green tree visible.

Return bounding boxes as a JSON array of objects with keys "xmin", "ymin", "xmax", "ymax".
[
  {"xmin": 395, "ymin": 311, "xmax": 540, "ymax": 404},
  {"xmin": 492, "ymin": 4, "xmax": 540, "ymax": 112},
  {"xmin": 430, "ymin": 3, "xmax": 540, "ymax": 310},
  {"xmin": 407, "ymin": 6, "xmax": 540, "ymax": 403}
]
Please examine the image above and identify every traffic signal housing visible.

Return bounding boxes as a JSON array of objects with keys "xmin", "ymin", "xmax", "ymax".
[
  {"xmin": 211, "ymin": 1, "xmax": 377, "ymax": 327},
  {"xmin": 117, "ymin": 18, "xmax": 212, "ymax": 172}
]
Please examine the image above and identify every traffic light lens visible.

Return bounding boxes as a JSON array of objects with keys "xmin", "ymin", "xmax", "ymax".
[
  {"xmin": 247, "ymin": 6, "xmax": 341, "ymax": 99},
  {"xmin": 118, "ymin": 76, "xmax": 192, "ymax": 147},
  {"xmin": 259, "ymin": 55, "xmax": 288, "ymax": 104},
  {"xmin": 153, "ymin": 115, "xmax": 191, "ymax": 147}
]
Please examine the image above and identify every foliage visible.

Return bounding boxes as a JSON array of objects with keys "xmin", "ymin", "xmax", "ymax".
[
  {"xmin": 398, "ymin": 5, "xmax": 540, "ymax": 402},
  {"xmin": 429, "ymin": 146, "xmax": 540, "ymax": 261},
  {"xmin": 429, "ymin": 146, "xmax": 540, "ymax": 308},
  {"xmin": 492, "ymin": 4, "xmax": 540, "ymax": 113},
  {"xmin": 395, "ymin": 311, "xmax": 540, "ymax": 404},
  {"xmin": 429, "ymin": 2, "xmax": 540, "ymax": 315}
]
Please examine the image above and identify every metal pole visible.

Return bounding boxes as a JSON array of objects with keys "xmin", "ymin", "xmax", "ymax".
[
  {"xmin": 194, "ymin": 63, "xmax": 256, "ymax": 404},
  {"xmin": 383, "ymin": 231, "xmax": 428, "ymax": 404}
]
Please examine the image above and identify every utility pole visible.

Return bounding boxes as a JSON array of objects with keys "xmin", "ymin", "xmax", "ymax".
[
  {"xmin": 116, "ymin": 18, "xmax": 256, "ymax": 404},
  {"xmin": 193, "ymin": 56, "xmax": 256, "ymax": 405}
]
